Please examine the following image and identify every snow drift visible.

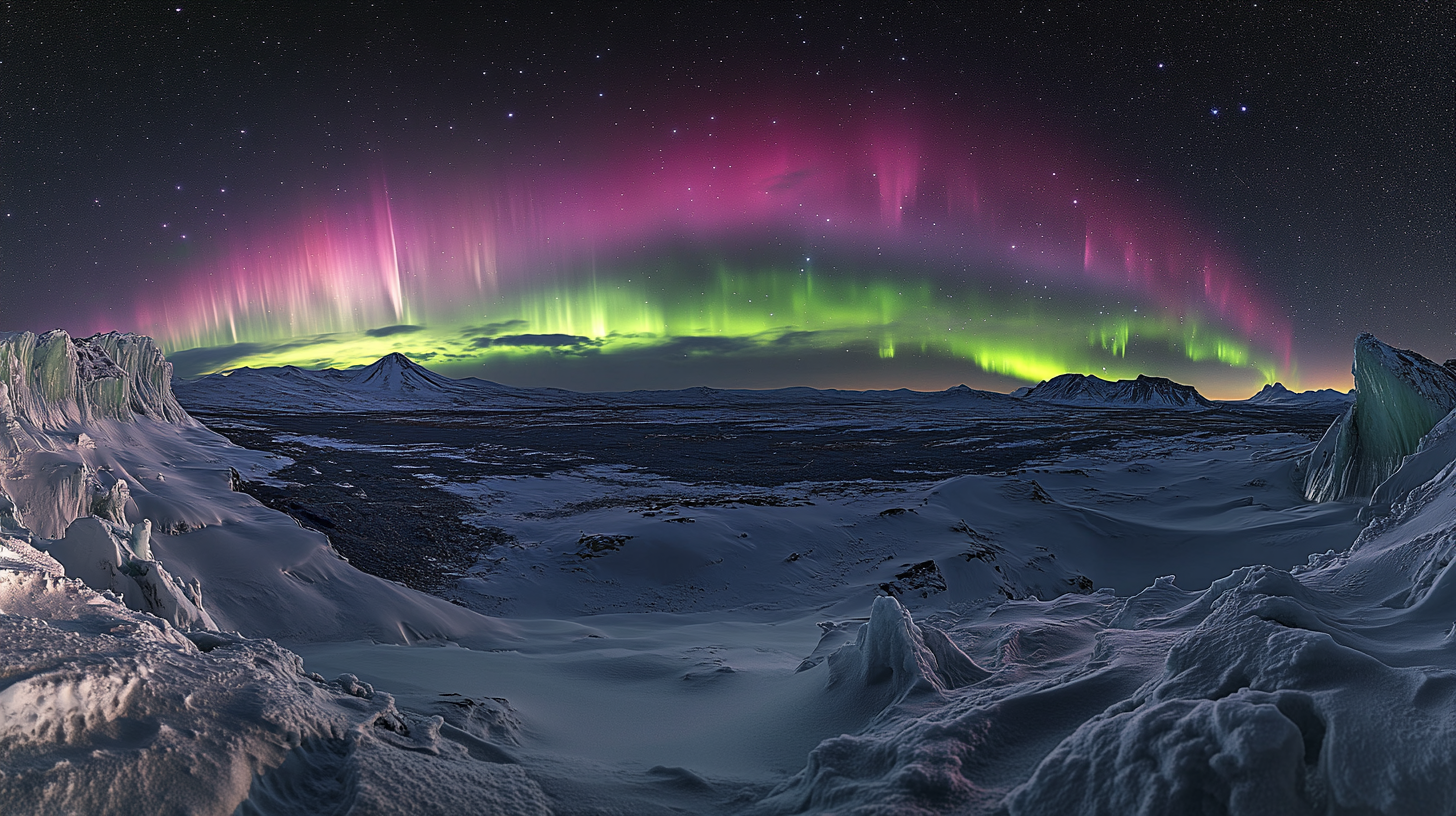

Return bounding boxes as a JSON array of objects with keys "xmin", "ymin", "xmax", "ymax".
[{"xmin": 0, "ymin": 537, "xmax": 550, "ymax": 815}]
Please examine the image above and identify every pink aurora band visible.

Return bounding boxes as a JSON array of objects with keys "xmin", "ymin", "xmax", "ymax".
[{"xmin": 128, "ymin": 97, "xmax": 1293, "ymax": 376}]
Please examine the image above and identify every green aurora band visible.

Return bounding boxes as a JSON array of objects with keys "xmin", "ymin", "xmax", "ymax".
[{"xmin": 173, "ymin": 264, "xmax": 1281, "ymax": 392}]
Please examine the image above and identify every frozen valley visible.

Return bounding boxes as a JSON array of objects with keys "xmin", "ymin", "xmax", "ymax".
[{"xmin": 2, "ymin": 329, "xmax": 1456, "ymax": 814}]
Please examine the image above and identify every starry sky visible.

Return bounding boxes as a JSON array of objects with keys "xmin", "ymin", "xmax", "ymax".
[{"xmin": 1, "ymin": 2, "xmax": 1450, "ymax": 398}]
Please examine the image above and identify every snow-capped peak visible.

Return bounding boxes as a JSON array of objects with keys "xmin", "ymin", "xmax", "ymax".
[
  {"xmin": 1016, "ymin": 372, "xmax": 1212, "ymax": 409},
  {"xmin": 348, "ymin": 352, "xmax": 462, "ymax": 393},
  {"xmin": 1242, "ymin": 382, "xmax": 1354, "ymax": 406}
]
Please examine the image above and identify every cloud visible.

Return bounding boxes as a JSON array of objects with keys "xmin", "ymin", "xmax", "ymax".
[
  {"xmin": 472, "ymin": 333, "xmax": 602, "ymax": 350},
  {"xmin": 761, "ymin": 168, "xmax": 816, "ymax": 192},
  {"xmin": 461, "ymin": 320, "xmax": 528, "ymax": 337},
  {"xmin": 365, "ymin": 324, "xmax": 425, "ymax": 337},
  {"xmin": 656, "ymin": 335, "xmax": 759, "ymax": 355},
  {"xmin": 166, "ymin": 332, "xmax": 371, "ymax": 377},
  {"xmin": 167, "ymin": 343, "xmax": 270, "ymax": 378},
  {"xmin": 771, "ymin": 330, "xmax": 826, "ymax": 349}
]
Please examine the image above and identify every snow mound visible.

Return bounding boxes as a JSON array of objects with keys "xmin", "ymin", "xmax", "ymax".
[
  {"xmin": 1304, "ymin": 333, "xmax": 1456, "ymax": 501},
  {"xmin": 1016, "ymin": 373, "xmax": 1213, "ymax": 409},
  {"xmin": 0, "ymin": 565, "xmax": 549, "ymax": 816},
  {"xmin": 825, "ymin": 595, "xmax": 989, "ymax": 711},
  {"xmin": 1241, "ymin": 382, "xmax": 1354, "ymax": 407}
]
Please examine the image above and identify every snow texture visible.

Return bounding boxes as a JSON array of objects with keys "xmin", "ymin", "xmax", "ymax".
[{"xmin": 0, "ymin": 540, "xmax": 550, "ymax": 815}]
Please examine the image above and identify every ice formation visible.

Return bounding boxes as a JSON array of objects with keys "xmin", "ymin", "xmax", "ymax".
[
  {"xmin": 1304, "ymin": 333, "xmax": 1456, "ymax": 501},
  {"xmin": 823, "ymin": 595, "xmax": 989, "ymax": 710},
  {"xmin": 0, "ymin": 330, "xmax": 215, "ymax": 628},
  {"xmin": 0, "ymin": 330, "xmax": 193, "ymax": 437}
]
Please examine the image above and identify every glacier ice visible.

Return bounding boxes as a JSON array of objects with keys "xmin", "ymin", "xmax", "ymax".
[
  {"xmin": 38, "ymin": 515, "xmax": 215, "ymax": 629},
  {"xmin": 1304, "ymin": 333, "xmax": 1456, "ymax": 501},
  {"xmin": 0, "ymin": 330, "xmax": 193, "ymax": 441}
]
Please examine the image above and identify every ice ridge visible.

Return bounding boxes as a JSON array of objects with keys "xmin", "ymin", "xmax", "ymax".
[
  {"xmin": 0, "ymin": 330, "xmax": 194, "ymax": 438},
  {"xmin": 1304, "ymin": 333, "xmax": 1456, "ymax": 502}
]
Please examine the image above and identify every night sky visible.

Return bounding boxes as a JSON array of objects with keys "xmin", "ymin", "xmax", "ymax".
[{"xmin": 2, "ymin": 2, "xmax": 1450, "ymax": 398}]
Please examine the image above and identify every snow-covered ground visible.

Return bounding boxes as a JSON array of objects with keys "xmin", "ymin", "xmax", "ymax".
[{"xmin": 4, "ymin": 329, "xmax": 1455, "ymax": 814}]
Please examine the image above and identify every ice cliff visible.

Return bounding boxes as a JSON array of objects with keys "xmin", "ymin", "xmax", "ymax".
[
  {"xmin": 1303, "ymin": 333, "xmax": 1456, "ymax": 502},
  {"xmin": 0, "ymin": 330, "xmax": 216, "ymax": 627},
  {"xmin": 0, "ymin": 330, "xmax": 193, "ymax": 440}
]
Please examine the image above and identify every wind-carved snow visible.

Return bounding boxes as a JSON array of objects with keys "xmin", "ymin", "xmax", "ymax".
[
  {"xmin": 1304, "ymin": 333, "xmax": 1456, "ymax": 502},
  {"xmin": 0, "ymin": 537, "xmax": 551, "ymax": 815}
]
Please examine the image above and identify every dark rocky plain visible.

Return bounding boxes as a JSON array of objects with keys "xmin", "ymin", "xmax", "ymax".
[{"xmin": 188, "ymin": 399, "xmax": 1343, "ymax": 596}]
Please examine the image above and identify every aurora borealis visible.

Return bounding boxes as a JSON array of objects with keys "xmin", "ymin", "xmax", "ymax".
[
  {"xmin": 136, "ymin": 102, "xmax": 1290, "ymax": 395},
  {"xmin": 3, "ymin": 4, "xmax": 1450, "ymax": 396}
]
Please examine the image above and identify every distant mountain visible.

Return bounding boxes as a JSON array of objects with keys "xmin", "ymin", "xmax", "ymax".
[
  {"xmin": 1014, "ymin": 373, "xmax": 1213, "ymax": 409},
  {"xmin": 1241, "ymin": 382, "xmax": 1354, "ymax": 407},
  {"xmin": 175, "ymin": 354, "xmax": 1017, "ymax": 413},
  {"xmin": 175, "ymin": 354, "xmax": 521, "ymax": 413},
  {"xmin": 348, "ymin": 352, "xmax": 482, "ymax": 396}
]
